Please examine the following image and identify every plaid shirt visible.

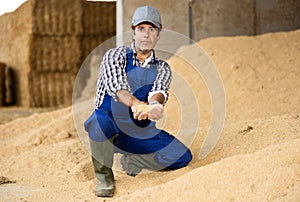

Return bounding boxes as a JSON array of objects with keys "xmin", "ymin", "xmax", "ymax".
[{"xmin": 94, "ymin": 43, "xmax": 172, "ymax": 110}]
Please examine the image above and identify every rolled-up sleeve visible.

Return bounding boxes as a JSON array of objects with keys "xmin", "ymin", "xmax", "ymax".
[
  {"xmin": 100, "ymin": 47, "xmax": 131, "ymax": 101},
  {"xmin": 150, "ymin": 61, "xmax": 172, "ymax": 103}
]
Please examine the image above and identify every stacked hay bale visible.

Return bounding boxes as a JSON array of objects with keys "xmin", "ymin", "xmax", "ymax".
[
  {"xmin": 29, "ymin": 0, "xmax": 82, "ymax": 107},
  {"xmin": 0, "ymin": 0, "xmax": 116, "ymax": 107}
]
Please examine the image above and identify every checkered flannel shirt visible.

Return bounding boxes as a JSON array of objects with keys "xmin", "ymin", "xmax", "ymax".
[{"xmin": 94, "ymin": 43, "xmax": 172, "ymax": 110}]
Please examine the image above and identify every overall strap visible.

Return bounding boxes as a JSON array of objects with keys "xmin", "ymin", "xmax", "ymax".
[{"xmin": 125, "ymin": 47, "xmax": 134, "ymax": 73}]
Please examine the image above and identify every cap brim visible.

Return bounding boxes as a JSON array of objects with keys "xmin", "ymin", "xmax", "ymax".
[{"xmin": 132, "ymin": 19, "xmax": 160, "ymax": 28}]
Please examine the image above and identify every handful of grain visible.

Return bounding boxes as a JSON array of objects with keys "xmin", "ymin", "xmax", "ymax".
[{"xmin": 132, "ymin": 103, "xmax": 150, "ymax": 113}]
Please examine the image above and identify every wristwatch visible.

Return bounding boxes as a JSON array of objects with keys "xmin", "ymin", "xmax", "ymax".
[{"xmin": 149, "ymin": 101, "xmax": 160, "ymax": 105}]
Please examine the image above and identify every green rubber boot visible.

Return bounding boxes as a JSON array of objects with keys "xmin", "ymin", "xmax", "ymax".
[
  {"xmin": 90, "ymin": 138, "xmax": 115, "ymax": 197},
  {"xmin": 120, "ymin": 153, "xmax": 165, "ymax": 177}
]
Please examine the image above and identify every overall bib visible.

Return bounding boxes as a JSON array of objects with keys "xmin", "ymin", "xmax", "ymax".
[{"xmin": 85, "ymin": 48, "xmax": 192, "ymax": 169}]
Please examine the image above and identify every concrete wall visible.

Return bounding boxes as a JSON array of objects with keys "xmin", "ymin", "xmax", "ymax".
[
  {"xmin": 255, "ymin": 0, "xmax": 300, "ymax": 34},
  {"xmin": 191, "ymin": 0, "xmax": 255, "ymax": 40},
  {"xmin": 121, "ymin": 0, "xmax": 300, "ymax": 42},
  {"xmin": 191, "ymin": 0, "xmax": 300, "ymax": 41},
  {"xmin": 0, "ymin": 0, "xmax": 116, "ymax": 107}
]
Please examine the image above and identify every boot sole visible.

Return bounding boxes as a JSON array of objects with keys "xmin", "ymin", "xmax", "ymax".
[{"xmin": 94, "ymin": 189, "xmax": 114, "ymax": 197}]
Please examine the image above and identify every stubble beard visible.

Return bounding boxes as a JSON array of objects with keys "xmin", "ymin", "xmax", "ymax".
[{"xmin": 139, "ymin": 48, "xmax": 152, "ymax": 55}]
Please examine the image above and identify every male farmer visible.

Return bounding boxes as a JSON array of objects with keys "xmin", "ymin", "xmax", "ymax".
[{"xmin": 84, "ymin": 6, "xmax": 192, "ymax": 197}]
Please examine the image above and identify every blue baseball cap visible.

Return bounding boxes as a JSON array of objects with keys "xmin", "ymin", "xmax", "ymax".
[{"xmin": 131, "ymin": 6, "xmax": 162, "ymax": 28}]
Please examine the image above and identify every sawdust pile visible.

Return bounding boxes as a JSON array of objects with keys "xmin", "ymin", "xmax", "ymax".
[{"xmin": 1, "ymin": 30, "xmax": 299, "ymax": 201}]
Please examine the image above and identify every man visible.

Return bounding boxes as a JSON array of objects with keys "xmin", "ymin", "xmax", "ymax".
[{"xmin": 84, "ymin": 6, "xmax": 192, "ymax": 197}]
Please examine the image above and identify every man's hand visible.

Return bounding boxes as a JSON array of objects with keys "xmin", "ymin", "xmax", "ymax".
[
  {"xmin": 147, "ymin": 103, "xmax": 164, "ymax": 120},
  {"xmin": 131, "ymin": 102, "xmax": 164, "ymax": 121},
  {"xmin": 131, "ymin": 103, "xmax": 149, "ymax": 120}
]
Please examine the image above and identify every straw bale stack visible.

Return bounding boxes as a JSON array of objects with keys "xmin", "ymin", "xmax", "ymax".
[
  {"xmin": 31, "ymin": 0, "xmax": 83, "ymax": 35},
  {"xmin": 0, "ymin": 0, "xmax": 116, "ymax": 107}
]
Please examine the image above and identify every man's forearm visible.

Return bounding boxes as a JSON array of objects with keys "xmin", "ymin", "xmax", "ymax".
[{"xmin": 116, "ymin": 90, "xmax": 141, "ymax": 107}]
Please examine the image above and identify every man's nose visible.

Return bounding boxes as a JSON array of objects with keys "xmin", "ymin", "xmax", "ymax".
[{"xmin": 143, "ymin": 30, "xmax": 150, "ymax": 37}]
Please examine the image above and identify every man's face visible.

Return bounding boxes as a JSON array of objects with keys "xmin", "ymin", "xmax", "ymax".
[{"xmin": 132, "ymin": 23, "xmax": 160, "ymax": 54}]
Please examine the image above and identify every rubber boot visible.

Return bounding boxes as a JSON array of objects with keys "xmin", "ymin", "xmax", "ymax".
[
  {"xmin": 90, "ymin": 138, "xmax": 115, "ymax": 197},
  {"xmin": 120, "ymin": 153, "xmax": 165, "ymax": 177}
]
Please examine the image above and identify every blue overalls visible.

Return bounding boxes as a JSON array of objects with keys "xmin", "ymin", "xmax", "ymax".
[{"xmin": 84, "ymin": 48, "xmax": 192, "ymax": 169}]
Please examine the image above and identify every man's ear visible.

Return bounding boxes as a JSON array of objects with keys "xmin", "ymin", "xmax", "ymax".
[
  {"xmin": 156, "ymin": 33, "xmax": 160, "ymax": 40},
  {"xmin": 157, "ymin": 27, "xmax": 162, "ymax": 39},
  {"xmin": 131, "ymin": 25, "xmax": 136, "ymax": 36},
  {"xmin": 131, "ymin": 29, "xmax": 136, "ymax": 41}
]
